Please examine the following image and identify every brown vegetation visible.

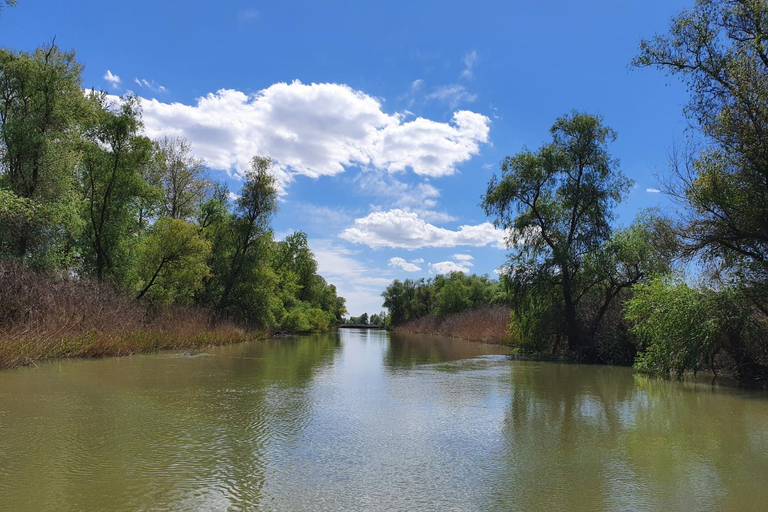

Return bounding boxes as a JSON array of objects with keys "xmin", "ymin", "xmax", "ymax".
[
  {"xmin": 0, "ymin": 263, "xmax": 262, "ymax": 370},
  {"xmin": 394, "ymin": 306, "xmax": 512, "ymax": 345}
]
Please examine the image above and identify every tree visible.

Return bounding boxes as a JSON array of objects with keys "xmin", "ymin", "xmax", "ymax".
[
  {"xmin": 132, "ymin": 218, "xmax": 211, "ymax": 306},
  {"xmin": 627, "ymin": 276, "xmax": 768, "ymax": 383},
  {"xmin": 382, "ymin": 279, "xmax": 416, "ymax": 326},
  {"xmin": 634, "ymin": 0, "xmax": 768, "ymax": 290},
  {"xmin": 0, "ymin": 45, "xmax": 86, "ymax": 267},
  {"xmin": 154, "ymin": 136, "xmax": 210, "ymax": 221},
  {"xmin": 483, "ymin": 112, "xmax": 632, "ymax": 359},
  {"xmin": 214, "ymin": 156, "xmax": 278, "ymax": 317},
  {"xmin": 79, "ymin": 93, "xmax": 151, "ymax": 281}
]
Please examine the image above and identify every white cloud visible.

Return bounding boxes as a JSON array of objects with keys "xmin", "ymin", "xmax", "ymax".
[
  {"xmin": 311, "ymin": 240, "xmax": 391, "ymax": 316},
  {"xmin": 389, "ymin": 257, "xmax": 422, "ymax": 272},
  {"xmin": 430, "ymin": 261, "xmax": 470, "ymax": 274},
  {"xmin": 227, "ymin": 191, "xmax": 240, "ymax": 201},
  {"xmin": 410, "ymin": 79, "xmax": 424, "ymax": 92},
  {"xmin": 461, "ymin": 50, "xmax": 478, "ymax": 79},
  {"xmin": 296, "ymin": 203, "xmax": 355, "ymax": 227},
  {"xmin": 340, "ymin": 209, "xmax": 507, "ymax": 249},
  {"xmin": 134, "ymin": 78, "xmax": 168, "ymax": 94},
  {"xmin": 355, "ymin": 172, "xmax": 456, "ymax": 223},
  {"xmin": 427, "ymin": 84, "xmax": 477, "ymax": 109},
  {"xmin": 453, "ymin": 253, "xmax": 474, "ymax": 262},
  {"xmin": 646, "ymin": 188, "xmax": 661, "ymax": 193},
  {"xmin": 103, "ymin": 70, "xmax": 121, "ymax": 88},
  {"xmin": 138, "ymin": 81, "xmax": 490, "ymax": 188}
]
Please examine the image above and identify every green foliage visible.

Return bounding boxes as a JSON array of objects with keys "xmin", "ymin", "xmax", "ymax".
[
  {"xmin": 627, "ymin": 276, "xmax": 768, "ymax": 381},
  {"xmin": 484, "ymin": 111, "xmax": 635, "ymax": 359},
  {"xmin": 79, "ymin": 93, "xmax": 152, "ymax": 281},
  {"xmin": 0, "ymin": 45, "xmax": 87, "ymax": 268},
  {"xmin": 382, "ymin": 273, "xmax": 504, "ymax": 326},
  {"xmin": 0, "ymin": 43, "xmax": 346, "ymax": 336},
  {"xmin": 635, "ymin": 0, "xmax": 768, "ymax": 287},
  {"xmin": 631, "ymin": 0, "xmax": 768, "ymax": 384},
  {"xmin": 132, "ymin": 218, "xmax": 211, "ymax": 306}
]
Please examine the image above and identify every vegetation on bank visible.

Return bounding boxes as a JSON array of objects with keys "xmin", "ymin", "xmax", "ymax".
[
  {"xmin": 394, "ymin": 306, "xmax": 511, "ymax": 345},
  {"xmin": 0, "ymin": 43, "xmax": 346, "ymax": 368},
  {"xmin": 380, "ymin": 0, "xmax": 768, "ymax": 387}
]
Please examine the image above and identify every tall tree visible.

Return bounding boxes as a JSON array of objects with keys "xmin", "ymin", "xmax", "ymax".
[
  {"xmin": 0, "ymin": 45, "xmax": 86, "ymax": 266},
  {"xmin": 154, "ymin": 136, "xmax": 210, "ymax": 221},
  {"xmin": 79, "ymin": 93, "xmax": 151, "ymax": 281},
  {"xmin": 216, "ymin": 156, "xmax": 278, "ymax": 313},
  {"xmin": 634, "ymin": 0, "xmax": 768, "ymax": 289},
  {"xmin": 483, "ymin": 112, "xmax": 632, "ymax": 358},
  {"xmin": 132, "ymin": 218, "xmax": 211, "ymax": 305}
]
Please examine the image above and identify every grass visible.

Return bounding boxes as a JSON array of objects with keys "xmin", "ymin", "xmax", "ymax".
[
  {"xmin": 0, "ymin": 263, "xmax": 265, "ymax": 370},
  {"xmin": 394, "ymin": 306, "xmax": 513, "ymax": 345}
]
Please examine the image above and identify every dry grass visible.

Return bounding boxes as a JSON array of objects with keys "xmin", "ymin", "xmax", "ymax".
[
  {"xmin": 394, "ymin": 306, "xmax": 513, "ymax": 345},
  {"xmin": 0, "ymin": 263, "xmax": 263, "ymax": 370}
]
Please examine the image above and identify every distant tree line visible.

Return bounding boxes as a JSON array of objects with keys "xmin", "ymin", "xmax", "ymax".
[
  {"xmin": 0, "ymin": 44, "xmax": 346, "ymax": 333},
  {"xmin": 344, "ymin": 311, "xmax": 387, "ymax": 327},
  {"xmin": 381, "ymin": 273, "xmax": 507, "ymax": 326}
]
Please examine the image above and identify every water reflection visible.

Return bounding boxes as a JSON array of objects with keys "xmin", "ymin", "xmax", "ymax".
[
  {"xmin": 0, "ymin": 334, "xmax": 340, "ymax": 511},
  {"xmin": 385, "ymin": 331, "xmax": 510, "ymax": 371},
  {"xmin": 486, "ymin": 362, "xmax": 768, "ymax": 511},
  {"xmin": 0, "ymin": 330, "xmax": 767, "ymax": 511}
]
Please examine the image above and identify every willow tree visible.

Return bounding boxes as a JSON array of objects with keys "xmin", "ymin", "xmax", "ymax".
[
  {"xmin": 79, "ymin": 94, "xmax": 152, "ymax": 281},
  {"xmin": 0, "ymin": 45, "xmax": 86, "ymax": 267},
  {"xmin": 634, "ymin": 0, "xmax": 768, "ymax": 290},
  {"xmin": 483, "ymin": 112, "xmax": 632, "ymax": 359},
  {"xmin": 631, "ymin": 0, "xmax": 768, "ymax": 383}
]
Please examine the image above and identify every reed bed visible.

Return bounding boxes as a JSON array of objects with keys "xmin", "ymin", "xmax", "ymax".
[
  {"xmin": 0, "ymin": 263, "xmax": 260, "ymax": 370},
  {"xmin": 394, "ymin": 306, "xmax": 513, "ymax": 345}
]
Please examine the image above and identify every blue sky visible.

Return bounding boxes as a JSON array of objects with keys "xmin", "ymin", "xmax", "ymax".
[{"xmin": 3, "ymin": 0, "xmax": 692, "ymax": 315}]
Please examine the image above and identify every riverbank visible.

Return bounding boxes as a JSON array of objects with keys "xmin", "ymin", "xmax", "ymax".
[
  {"xmin": 0, "ymin": 264, "xmax": 271, "ymax": 370},
  {"xmin": 393, "ymin": 306, "xmax": 512, "ymax": 345},
  {"xmin": 0, "ymin": 307, "xmax": 268, "ymax": 371}
]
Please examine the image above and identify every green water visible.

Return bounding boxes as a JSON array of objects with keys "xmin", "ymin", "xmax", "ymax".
[{"xmin": 1, "ymin": 329, "xmax": 767, "ymax": 511}]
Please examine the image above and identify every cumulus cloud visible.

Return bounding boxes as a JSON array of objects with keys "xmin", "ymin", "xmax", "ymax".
[
  {"xmin": 389, "ymin": 257, "xmax": 422, "ymax": 272},
  {"xmin": 138, "ymin": 81, "xmax": 490, "ymax": 188},
  {"xmin": 646, "ymin": 188, "xmax": 661, "ymax": 193},
  {"xmin": 453, "ymin": 253, "xmax": 474, "ymax": 263},
  {"xmin": 461, "ymin": 50, "xmax": 478, "ymax": 79},
  {"xmin": 103, "ymin": 70, "xmax": 121, "ymax": 88},
  {"xmin": 430, "ymin": 261, "xmax": 470, "ymax": 274},
  {"xmin": 340, "ymin": 209, "xmax": 507, "ymax": 249},
  {"xmin": 427, "ymin": 84, "xmax": 477, "ymax": 109}
]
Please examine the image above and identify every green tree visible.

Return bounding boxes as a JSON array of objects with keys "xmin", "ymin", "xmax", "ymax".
[
  {"xmin": 627, "ymin": 276, "xmax": 768, "ymax": 382},
  {"xmin": 207, "ymin": 156, "xmax": 278, "ymax": 324},
  {"xmin": 634, "ymin": 0, "xmax": 768, "ymax": 289},
  {"xmin": 79, "ymin": 93, "xmax": 151, "ymax": 281},
  {"xmin": 382, "ymin": 279, "xmax": 417, "ymax": 326},
  {"xmin": 132, "ymin": 218, "xmax": 211, "ymax": 306},
  {"xmin": 483, "ymin": 112, "xmax": 632, "ymax": 359},
  {"xmin": 0, "ymin": 45, "xmax": 86, "ymax": 267}
]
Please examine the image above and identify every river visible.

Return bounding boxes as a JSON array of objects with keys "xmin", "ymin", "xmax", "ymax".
[{"xmin": 1, "ymin": 328, "xmax": 767, "ymax": 511}]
